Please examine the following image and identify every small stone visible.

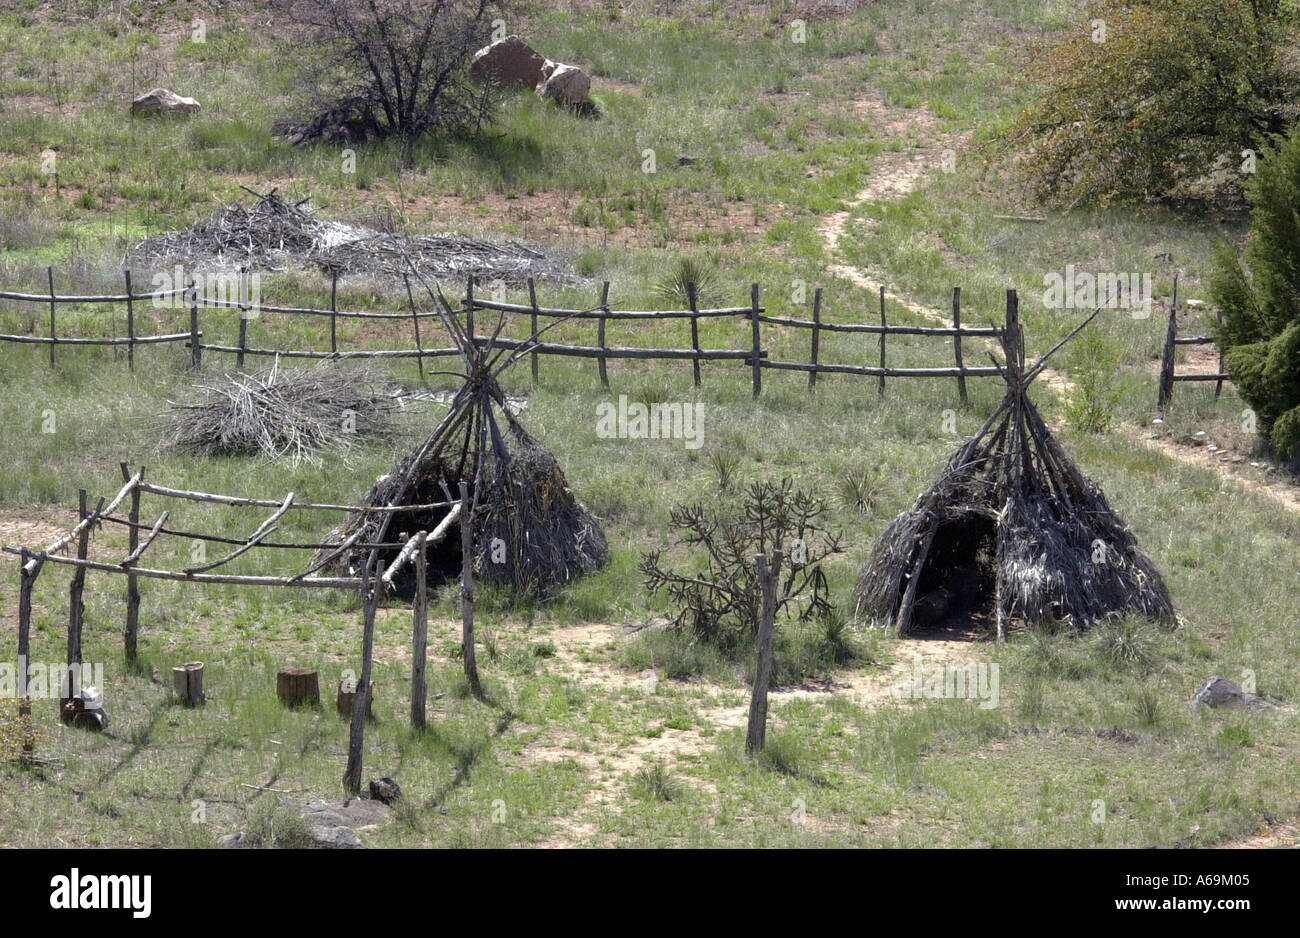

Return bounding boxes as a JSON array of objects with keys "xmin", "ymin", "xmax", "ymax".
[
  {"xmin": 1192, "ymin": 676, "xmax": 1277, "ymax": 712},
  {"xmin": 131, "ymin": 87, "xmax": 200, "ymax": 116},
  {"xmin": 218, "ymin": 832, "xmax": 248, "ymax": 848},
  {"xmin": 677, "ymin": 153, "xmax": 698, "ymax": 166},
  {"xmin": 309, "ymin": 825, "xmax": 365, "ymax": 849}
]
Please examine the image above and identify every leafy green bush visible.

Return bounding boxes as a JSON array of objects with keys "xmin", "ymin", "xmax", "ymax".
[{"xmin": 1010, "ymin": 0, "xmax": 1299, "ymax": 206}]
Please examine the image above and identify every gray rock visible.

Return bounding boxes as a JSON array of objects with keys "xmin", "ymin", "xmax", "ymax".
[
  {"xmin": 301, "ymin": 798, "xmax": 392, "ymax": 830},
  {"xmin": 309, "ymin": 825, "xmax": 365, "ymax": 849},
  {"xmin": 218, "ymin": 832, "xmax": 247, "ymax": 848},
  {"xmin": 1192, "ymin": 676, "xmax": 1277, "ymax": 712},
  {"xmin": 368, "ymin": 777, "xmax": 401, "ymax": 805},
  {"xmin": 537, "ymin": 63, "xmax": 591, "ymax": 106}
]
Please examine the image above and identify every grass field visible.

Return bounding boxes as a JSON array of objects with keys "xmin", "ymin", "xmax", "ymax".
[{"xmin": 1, "ymin": 0, "xmax": 1297, "ymax": 849}]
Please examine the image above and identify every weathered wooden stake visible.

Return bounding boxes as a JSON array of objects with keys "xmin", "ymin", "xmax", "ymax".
[
  {"xmin": 124, "ymin": 269, "xmax": 135, "ymax": 371},
  {"xmin": 344, "ymin": 559, "xmax": 380, "ymax": 795},
  {"xmin": 404, "ymin": 273, "xmax": 424, "ymax": 379},
  {"xmin": 598, "ymin": 281, "xmax": 610, "ymax": 390},
  {"xmin": 808, "ymin": 286, "xmax": 822, "ymax": 391},
  {"xmin": 67, "ymin": 489, "xmax": 89, "ymax": 673},
  {"xmin": 1157, "ymin": 278, "xmax": 1179, "ymax": 411},
  {"xmin": 18, "ymin": 550, "xmax": 41, "ymax": 753},
  {"xmin": 750, "ymin": 283, "xmax": 762, "ymax": 398},
  {"xmin": 745, "ymin": 550, "xmax": 782, "ymax": 754},
  {"xmin": 122, "ymin": 462, "xmax": 141, "ymax": 662},
  {"xmin": 188, "ymin": 279, "xmax": 201, "ymax": 368},
  {"xmin": 465, "ymin": 275, "xmax": 475, "ymax": 343},
  {"xmin": 410, "ymin": 530, "xmax": 429, "ymax": 729},
  {"xmin": 688, "ymin": 281, "xmax": 701, "ymax": 387},
  {"xmin": 952, "ymin": 286, "xmax": 967, "ymax": 405},
  {"xmin": 878, "ymin": 285, "xmax": 887, "ymax": 397},
  {"xmin": 459, "ymin": 481, "xmax": 481, "ymax": 696},
  {"xmin": 527, "ymin": 277, "xmax": 540, "ymax": 385},
  {"xmin": 47, "ymin": 266, "xmax": 56, "ymax": 367}
]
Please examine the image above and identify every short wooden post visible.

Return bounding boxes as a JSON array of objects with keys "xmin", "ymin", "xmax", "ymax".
[
  {"xmin": 458, "ymin": 481, "xmax": 481, "ymax": 696},
  {"xmin": 18, "ymin": 550, "xmax": 42, "ymax": 754},
  {"xmin": 124, "ymin": 269, "xmax": 135, "ymax": 371},
  {"xmin": 597, "ymin": 281, "xmax": 610, "ymax": 390},
  {"xmin": 47, "ymin": 266, "xmax": 56, "ymax": 367},
  {"xmin": 410, "ymin": 530, "xmax": 429, "ymax": 729},
  {"xmin": 236, "ymin": 267, "xmax": 248, "ymax": 370},
  {"xmin": 172, "ymin": 662, "xmax": 204, "ymax": 707},
  {"xmin": 188, "ymin": 279, "xmax": 201, "ymax": 368},
  {"xmin": 122, "ymin": 462, "xmax": 141, "ymax": 662},
  {"xmin": 952, "ymin": 286, "xmax": 967, "ymax": 405},
  {"xmin": 688, "ymin": 281, "xmax": 701, "ymax": 388},
  {"xmin": 878, "ymin": 285, "xmax": 886, "ymax": 397},
  {"xmin": 329, "ymin": 266, "xmax": 339, "ymax": 356},
  {"xmin": 745, "ymin": 550, "xmax": 782, "ymax": 755},
  {"xmin": 337, "ymin": 677, "xmax": 373, "ymax": 719},
  {"xmin": 750, "ymin": 283, "xmax": 762, "ymax": 398},
  {"xmin": 344, "ymin": 559, "xmax": 380, "ymax": 795},
  {"xmin": 808, "ymin": 286, "xmax": 822, "ymax": 391},
  {"xmin": 277, "ymin": 668, "xmax": 320, "ymax": 708},
  {"xmin": 527, "ymin": 277, "xmax": 540, "ymax": 385}
]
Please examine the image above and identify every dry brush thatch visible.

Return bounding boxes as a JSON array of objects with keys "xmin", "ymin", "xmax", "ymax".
[{"xmin": 853, "ymin": 301, "xmax": 1174, "ymax": 637}]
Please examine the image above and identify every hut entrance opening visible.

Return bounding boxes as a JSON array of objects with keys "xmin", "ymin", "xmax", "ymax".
[{"xmin": 907, "ymin": 511, "xmax": 998, "ymax": 635}]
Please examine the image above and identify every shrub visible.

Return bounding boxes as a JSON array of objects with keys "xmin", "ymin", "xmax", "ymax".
[
  {"xmin": 1009, "ymin": 0, "xmax": 1299, "ymax": 206},
  {"xmin": 1211, "ymin": 126, "xmax": 1300, "ymax": 460}
]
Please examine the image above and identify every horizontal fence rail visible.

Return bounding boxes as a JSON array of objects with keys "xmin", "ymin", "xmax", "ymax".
[
  {"xmin": 3, "ymin": 270, "xmax": 1032, "ymax": 399},
  {"xmin": 1157, "ymin": 280, "xmax": 1229, "ymax": 409}
]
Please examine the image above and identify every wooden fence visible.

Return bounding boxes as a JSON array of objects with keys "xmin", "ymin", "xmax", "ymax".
[
  {"xmin": 3, "ymin": 269, "xmax": 1011, "ymax": 399},
  {"xmin": 1156, "ymin": 278, "xmax": 1229, "ymax": 410}
]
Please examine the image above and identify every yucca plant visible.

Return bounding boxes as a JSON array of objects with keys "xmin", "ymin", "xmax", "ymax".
[{"xmin": 654, "ymin": 255, "xmax": 722, "ymax": 308}]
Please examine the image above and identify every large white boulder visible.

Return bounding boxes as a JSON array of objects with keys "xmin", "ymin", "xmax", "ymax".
[
  {"xmin": 131, "ymin": 87, "xmax": 200, "ymax": 116},
  {"xmin": 537, "ymin": 62, "xmax": 591, "ymax": 106}
]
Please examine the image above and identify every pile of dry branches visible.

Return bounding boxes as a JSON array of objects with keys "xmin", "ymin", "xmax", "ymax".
[
  {"xmin": 133, "ymin": 189, "xmax": 572, "ymax": 285},
  {"xmin": 161, "ymin": 361, "xmax": 400, "ymax": 465}
]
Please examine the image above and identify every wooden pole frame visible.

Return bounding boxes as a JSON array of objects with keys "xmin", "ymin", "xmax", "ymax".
[{"xmin": 745, "ymin": 550, "xmax": 782, "ymax": 754}]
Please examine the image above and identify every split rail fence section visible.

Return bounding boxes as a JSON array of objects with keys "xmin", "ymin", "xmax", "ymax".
[
  {"xmin": 3, "ymin": 270, "xmax": 1006, "ymax": 400},
  {"xmin": 1156, "ymin": 279, "xmax": 1228, "ymax": 410}
]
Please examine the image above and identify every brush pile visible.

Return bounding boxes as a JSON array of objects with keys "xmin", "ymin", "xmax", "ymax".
[
  {"xmin": 162, "ymin": 361, "xmax": 400, "ymax": 465},
  {"xmin": 133, "ymin": 189, "xmax": 572, "ymax": 286}
]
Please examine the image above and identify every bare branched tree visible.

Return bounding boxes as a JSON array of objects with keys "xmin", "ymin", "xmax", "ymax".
[
  {"xmin": 640, "ymin": 479, "xmax": 841, "ymax": 645},
  {"xmin": 283, "ymin": 0, "xmax": 510, "ymax": 141}
]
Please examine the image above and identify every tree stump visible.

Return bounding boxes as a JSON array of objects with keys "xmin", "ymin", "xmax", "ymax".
[
  {"xmin": 172, "ymin": 661, "xmax": 205, "ymax": 707},
  {"xmin": 277, "ymin": 668, "xmax": 320, "ymax": 708},
  {"xmin": 336, "ymin": 677, "xmax": 374, "ymax": 719}
]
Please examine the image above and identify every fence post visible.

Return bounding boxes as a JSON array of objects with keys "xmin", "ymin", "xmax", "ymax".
[
  {"xmin": 124, "ymin": 269, "xmax": 135, "ymax": 371},
  {"xmin": 1157, "ymin": 285, "xmax": 1178, "ymax": 412},
  {"xmin": 952, "ymin": 286, "xmax": 967, "ymax": 405},
  {"xmin": 459, "ymin": 481, "xmax": 481, "ymax": 697},
  {"xmin": 808, "ymin": 286, "xmax": 822, "ymax": 391},
  {"xmin": 343, "ymin": 557, "xmax": 381, "ymax": 796},
  {"xmin": 410, "ymin": 530, "xmax": 429, "ymax": 729},
  {"xmin": 329, "ymin": 266, "xmax": 339, "ymax": 356},
  {"xmin": 236, "ymin": 267, "xmax": 248, "ymax": 369},
  {"xmin": 688, "ymin": 281, "xmax": 701, "ymax": 388},
  {"xmin": 598, "ymin": 281, "xmax": 610, "ymax": 390},
  {"xmin": 188, "ymin": 280, "xmax": 201, "ymax": 368},
  {"xmin": 47, "ymin": 267, "xmax": 56, "ymax": 368},
  {"xmin": 67, "ymin": 489, "xmax": 89, "ymax": 681},
  {"xmin": 1214, "ymin": 307, "xmax": 1225, "ymax": 401},
  {"xmin": 745, "ymin": 549, "xmax": 782, "ymax": 755},
  {"xmin": 878, "ymin": 285, "xmax": 886, "ymax": 397},
  {"xmin": 527, "ymin": 278, "xmax": 540, "ymax": 385},
  {"xmin": 750, "ymin": 283, "xmax": 762, "ymax": 398},
  {"xmin": 123, "ymin": 462, "xmax": 141, "ymax": 663},
  {"xmin": 18, "ymin": 549, "xmax": 41, "ymax": 754}
]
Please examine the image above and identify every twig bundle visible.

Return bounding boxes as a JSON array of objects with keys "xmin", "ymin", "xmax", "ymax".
[{"xmin": 162, "ymin": 361, "xmax": 399, "ymax": 465}]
